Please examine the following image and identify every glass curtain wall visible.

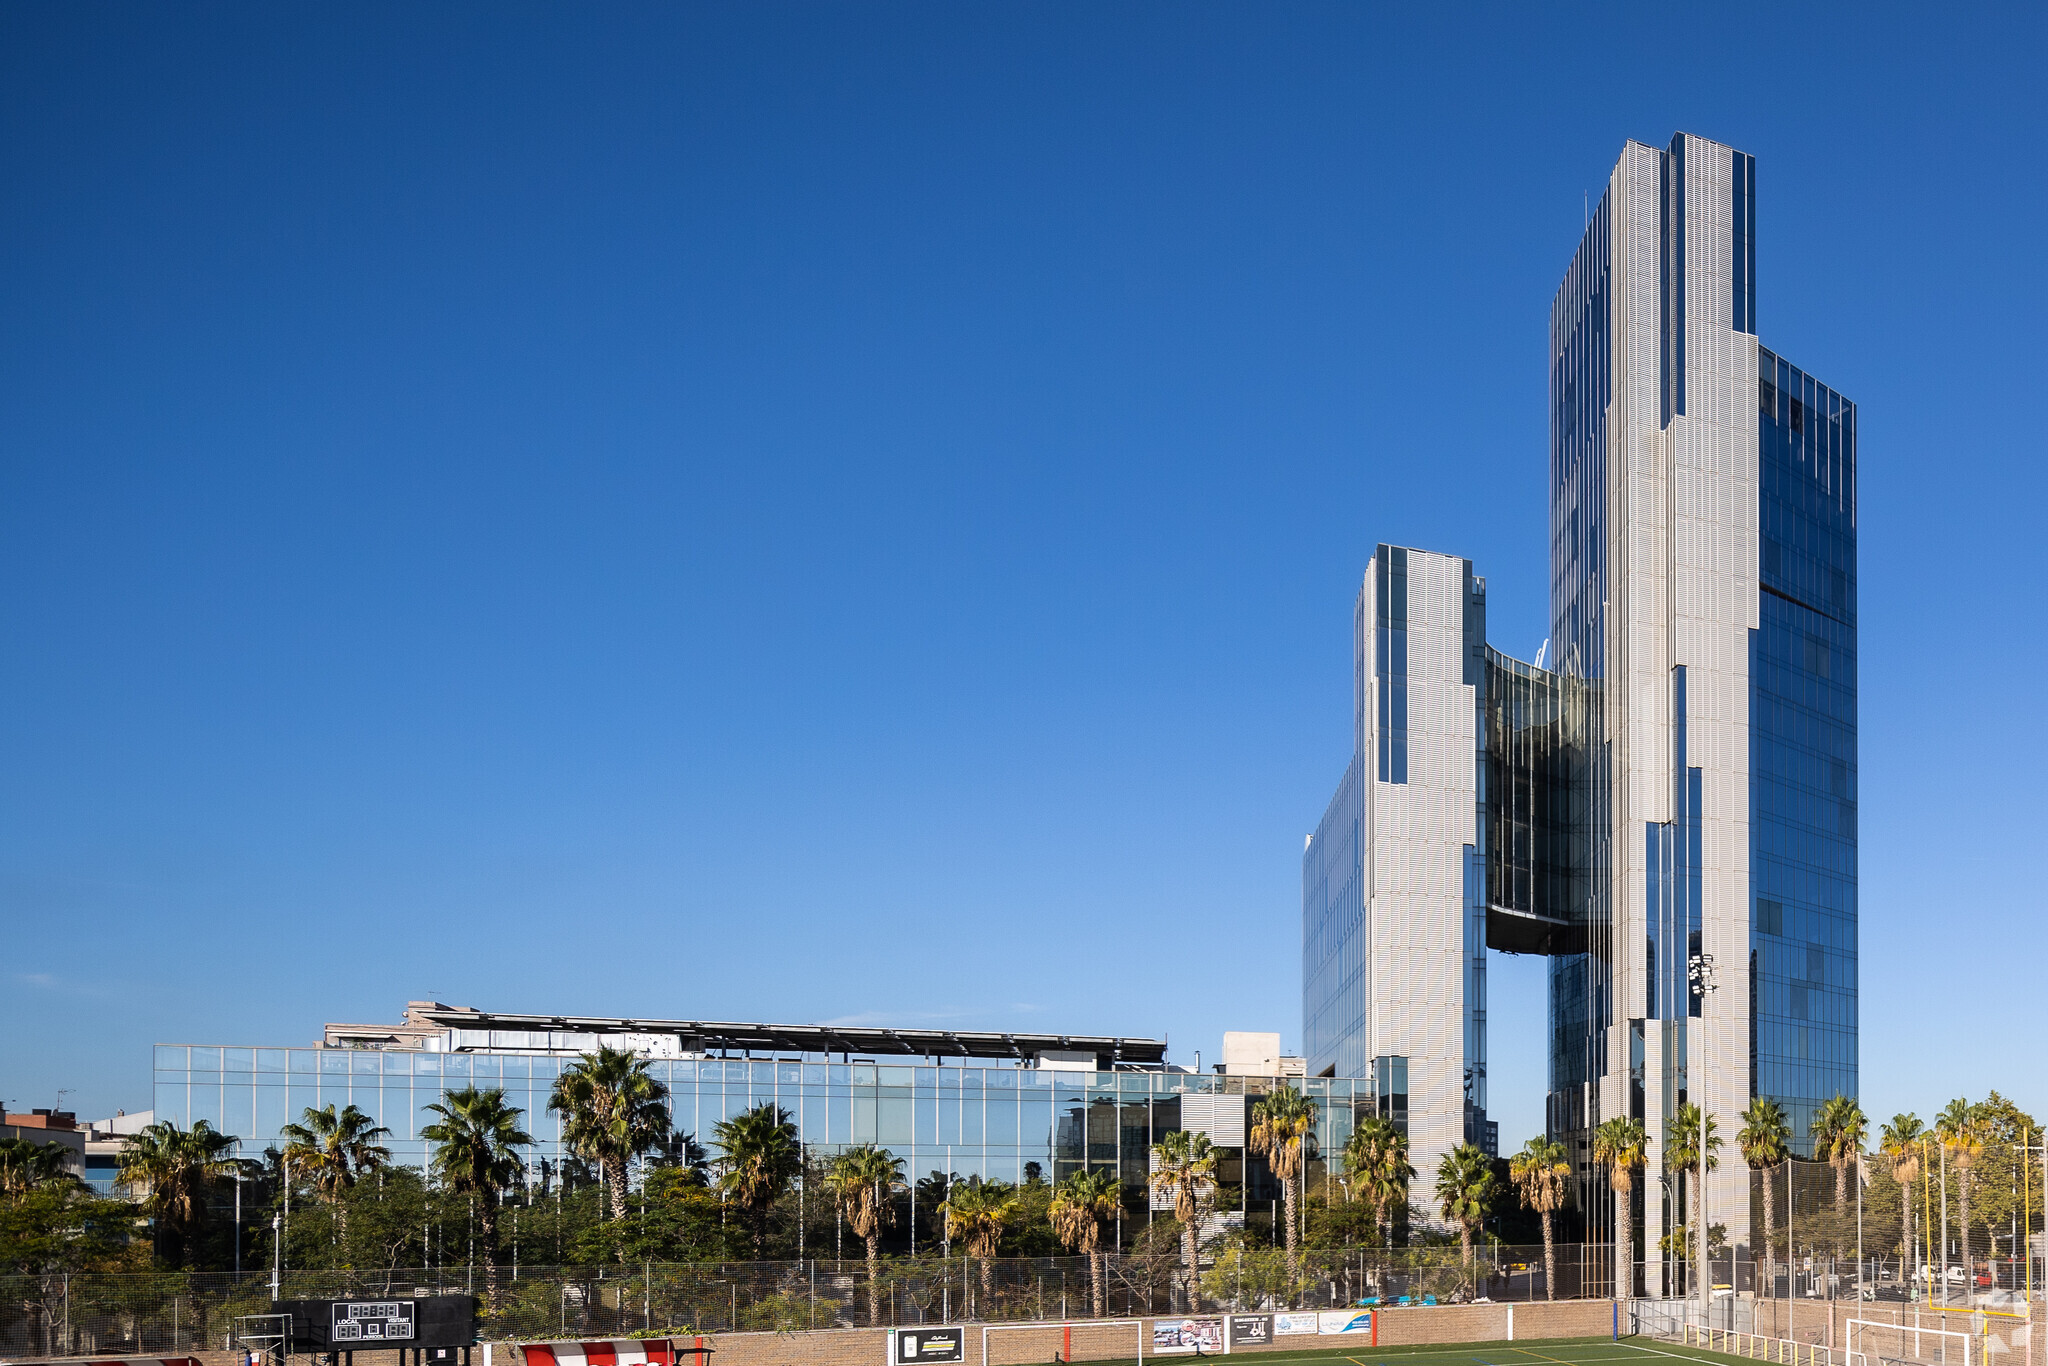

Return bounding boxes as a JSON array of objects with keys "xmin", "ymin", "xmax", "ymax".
[
  {"xmin": 1751, "ymin": 347, "xmax": 1859, "ymax": 1152},
  {"xmin": 155, "ymin": 1047, "xmax": 1371, "ymax": 1242}
]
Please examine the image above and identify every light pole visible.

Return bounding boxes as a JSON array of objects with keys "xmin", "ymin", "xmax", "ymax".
[
  {"xmin": 269, "ymin": 1212, "xmax": 282, "ymax": 1302},
  {"xmin": 1689, "ymin": 952, "xmax": 1717, "ymax": 1325}
]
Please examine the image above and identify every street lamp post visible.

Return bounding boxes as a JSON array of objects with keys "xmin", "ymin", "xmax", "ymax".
[
  {"xmin": 269, "ymin": 1213, "xmax": 281, "ymax": 1302},
  {"xmin": 1689, "ymin": 952, "xmax": 1718, "ymax": 1326}
]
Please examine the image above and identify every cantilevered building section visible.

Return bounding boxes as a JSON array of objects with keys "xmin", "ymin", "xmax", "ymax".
[{"xmin": 1304, "ymin": 133, "xmax": 1856, "ymax": 1288}]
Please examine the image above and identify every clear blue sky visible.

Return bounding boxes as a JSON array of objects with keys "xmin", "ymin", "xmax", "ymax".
[{"xmin": 3, "ymin": 4, "xmax": 2042, "ymax": 1146}]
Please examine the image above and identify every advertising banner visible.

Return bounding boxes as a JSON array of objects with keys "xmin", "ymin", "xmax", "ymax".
[
  {"xmin": 1273, "ymin": 1313, "xmax": 1320, "ymax": 1337},
  {"xmin": 1151, "ymin": 1318, "xmax": 1225, "ymax": 1355},
  {"xmin": 891, "ymin": 1330, "xmax": 966, "ymax": 1365},
  {"xmin": 1317, "ymin": 1311, "xmax": 1374, "ymax": 1336},
  {"xmin": 1227, "ymin": 1316, "xmax": 1273, "ymax": 1349}
]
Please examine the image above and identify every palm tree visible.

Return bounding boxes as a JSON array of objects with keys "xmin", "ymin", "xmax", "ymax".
[
  {"xmin": 421, "ymin": 1086, "xmax": 533, "ymax": 1308},
  {"xmin": 940, "ymin": 1177, "xmax": 1018, "ymax": 1317},
  {"xmin": 823, "ymin": 1145, "xmax": 904, "ymax": 1326},
  {"xmin": 1433, "ymin": 1143, "xmax": 1497, "ymax": 1269},
  {"xmin": 1342, "ymin": 1116, "xmax": 1415, "ymax": 1248},
  {"xmin": 1667, "ymin": 1102, "xmax": 1722, "ymax": 1295},
  {"xmin": 1877, "ymin": 1115, "xmax": 1924, "ymax": 1281},
  {"xmin": 1049, "ymin": 1168, "xmax": 1121, "ymax": 1317},
  {"xmin": 710, "ymin": 1101, "xmax": 801, "ymax": 1254},
  {"xmin": 118, "ymin": 1119, "xmax": 239, "ymax": 1266},
  {"xmin": 1592, "ymin": 1117, "xmax": 1647, "ymax": 1299},
  {"xmin": 1935, "ymin": 1099, "xmax": 1984, "ymax": 1291},
  {"xmin": 1247, "ymin": 1085, "xmax": 1318, "ymax": 1291},
  {"xmin": 1738, "ymin": 1098, "xmax": 1791, "ymax": 1285},
  {"xmin": 548, "ymin": 1046, "xmax": 673, "ymax": 1222},
  {"xmin": 1508, "ymin": 1136, "xmax": 1570, "ymax": 1299},
  {"xmin": 278, "ymin": 1103, "xmax": 392, "ymax": 1238},
  {"xmin": 1148, "ymin": 1129, "xmax": 1219, "ymax": 1311},
  {"xmin": 1810, "ymin": 1095, "xmax": 1867, "ymax": 1226},
  {"xmin": 0, "ymin": 1138, "xmax": 81, "ymax": 1198}
]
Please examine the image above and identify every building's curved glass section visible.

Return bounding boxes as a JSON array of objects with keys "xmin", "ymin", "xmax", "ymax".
[{"xmin": 1546, "ymin": 186, "xmax": 1614, "ymax": 1154}]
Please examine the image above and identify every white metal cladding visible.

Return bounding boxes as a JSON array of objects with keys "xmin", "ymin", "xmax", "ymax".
[
  {"xmin": 1177, "ymin": 1092, "xmax": 1248, "ymax": 1147},
  {"xmin": 1590, "ymin": 134, "xmax": 1760, "ymax": 1281},
  {"xmin": 1361, "ymin": 547, "xmax": 1477, "ymax": 1185}
]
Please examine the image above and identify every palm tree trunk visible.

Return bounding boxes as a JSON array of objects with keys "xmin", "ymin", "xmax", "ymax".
[
  {"xmin": 1616, "ymin": 1184, "xmax": 1633, "ymax": 1300},
  {"xmin": 1460, "ymin": 1222, "xmax": 1473, "ymax": 1268},
  {"xmin": 979, "ymin": 1256, "xmax": 993, "ymax": 1318},
  {"xmin": 1541, "ymin": 1209, "xmax": 1555, "ymax": 1301},
  {"xmin": 866, "ymin": 1231, "xmax": 881, "ymax": 1326},
  {"xmin": 1957, "ymin": 1181, "xmax": 1971, "ymax": 1294},
  {"xmin": 1761, "ymin": 1165, "xmax": 1777, "ymax": 1289},
  {"xmin": 1281, "ymin": 1165, "xmax": 1300, "ymax": 1290},
  {"xmin": 1182, "ymin": 1223, "xmax": 1201, "ymax": 1311},
  {"xmin": 1892, "ymin": 1179, "xmax": 1908, "ymax": 1286},
  {"xmin": 1835, "ymin": 1158, "xmax": 1848, "ymax": 1222},
  {"xmin": 479, "ymin": 1197, "xmax": 501, "ymax": 1309},
  {"xmin": 1692, "ymin": 1169, "xmax": 1705, "ymax": 1295},
  {"xmin": 607, "ymin": 1157, "xmax": 629, "ymax": 1223},
  {"xmin": 1091, "ymin": 1248, "xmax": 1105, "ymax": 1318}
]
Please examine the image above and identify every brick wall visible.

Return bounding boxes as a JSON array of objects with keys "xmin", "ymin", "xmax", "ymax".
[{"xmin": 538, "ymin": 1299, "xmax": 1627, "ymax": 1366}]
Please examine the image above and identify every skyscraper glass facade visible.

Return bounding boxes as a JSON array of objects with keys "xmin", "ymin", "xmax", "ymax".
[
  {"xmin": 1302, "ymin": 759, "xmax": 1365, "ymax": 1080},
  {"xmin": 1751, "ymin": 345, "xmax": 1858, "ymax": 1152},
  {"xmin": 1545, "ymin": 185, "xmax": 1613, "ymax": 1147}
]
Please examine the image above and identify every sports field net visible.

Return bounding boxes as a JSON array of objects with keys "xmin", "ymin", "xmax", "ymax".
[{"xmin": 1668, "ymin": 1323, "xmax": 1868, "ymax": 1366}]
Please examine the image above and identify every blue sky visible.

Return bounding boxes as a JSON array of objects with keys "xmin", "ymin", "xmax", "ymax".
[{"xmin": 2, "ymin": 4, "xmax": 2042, "ymax": 1146}]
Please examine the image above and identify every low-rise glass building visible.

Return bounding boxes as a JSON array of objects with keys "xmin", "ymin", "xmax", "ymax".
[{"xmin": 154, "ymin": 1004, "xmax": 1371, "ymax": 1240}]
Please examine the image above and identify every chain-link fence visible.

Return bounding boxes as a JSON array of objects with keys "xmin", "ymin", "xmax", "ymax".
[{"xmin": 0, "ymin": 1241, "xmax": 1641, "ymax": 1358}]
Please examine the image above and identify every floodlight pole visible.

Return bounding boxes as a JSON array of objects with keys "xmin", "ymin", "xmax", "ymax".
[
  {"xmin": 270, "ymin": 1212, "xmax": 281, "ymax": 1302},
  {"xmin": 1690, "ymin": 952, "xmax": 1717, "ymax": 1326}
]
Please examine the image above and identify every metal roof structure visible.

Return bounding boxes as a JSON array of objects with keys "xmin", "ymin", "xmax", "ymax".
[{"xmin": 404, "ymin": 1006, "xmax": 1170, "ymax": 1067}]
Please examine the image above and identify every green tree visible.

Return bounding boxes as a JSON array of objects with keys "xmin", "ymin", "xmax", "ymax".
[
  {"xmin": 1667, "ymin": 1102, "xmax": 1722, "ymax": 1293},
  {"xmin": 941, "ymin": 1177, "xmax": 1018, "ymax": 1317},
  {"xmin": 1738, "ymin": 1098, "xmax": 1791, "ymax": 1276},
  {"xmin": 1049, "ymin": 1167, "xmax": 1121, "ymax": 1317},
  {"xmin": 548, "ymin": 1045, "xmax": 673, "ymax": 1222},
  {"xmin": 1341, "ymin": 1116, "xmax": 1414, "ymax": 1248},
  {"xmin": 117, "ymin": 1119, "xmax": 239, "ymax": 1267},
  {"xmin": 1433, "ymin": 1143, "xmax": 1496, "ymax": 1269},
  {"xmin": 278, "ymin": 1103, "xmax": 392, "ymax": 1240},
  {"xmin": 1147, "ymin": 1129, "xmax": 1219, "ymax": 1311},
  {"xmin": 1935, "ymin": 1098, "xmax": 1984, "ymax": 1286},
  {"xmin": 422, "ymin": 1086, "xmax": 533, "ymax": 1304},
  {"xmin": 1246, "ymin": 1085, "xmax": 1318, "ymax": 1292},
  {"xmin": 1592, "ymin": 1117, "xmax": 1647, "ymax": 1298},
  {"xmin": 710, "ymin": 1101, "xmax": 801, "ymax": 1254},
  {"xmin": 822, "ymin": 1145, "xmax": 904, "ymax": 1325},
  {"xmin": 0, "ymin": 1139, "xmax": 81, "ymax": 1198},
  {"xmin": 1508, "ymin": 1136, "xmax": 1570, "ymax": 1299},
  {"xmin": 1810, "ymin": 1095, "xmax": 1867, "ymax": 1223}
]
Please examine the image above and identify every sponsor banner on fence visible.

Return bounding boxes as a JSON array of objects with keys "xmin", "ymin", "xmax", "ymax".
[
  {"xmin": 1228, "ymin": 1316, "xmax": 1274, "ymax": 1349},
  {"xmin": 1152, "ymin": 1318, "xmax": 1226, "ymax": 1355},
  {"xmin": 1317, "ymin": 1311, "xmax": 1374, "ymax": 1336},
  {"xmin": 891, "ymin": 1329, "xmax": 966, "ymax": 1365},
  {"xmin": 1273, "ymin": 1313, "xmax": 1320, "ymax": 1336}
]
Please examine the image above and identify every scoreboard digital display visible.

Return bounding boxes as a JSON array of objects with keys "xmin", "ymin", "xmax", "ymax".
[{"xmin": 331, "ymin": 1301, "xmax": 415, "ymax": 1342}]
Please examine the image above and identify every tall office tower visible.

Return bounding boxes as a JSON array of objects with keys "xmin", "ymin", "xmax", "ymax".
[
  {"xmin": 1303, "ymin": 545, "xmax": 1493, "ymax": 1181},
  {"xmin": 1305, "ymin": 134, "xmax": 1855, "ymax": 1287},
  {"xmin": 1549, "ymin": 132, "xmax": 1857, "ymax": 1291}
]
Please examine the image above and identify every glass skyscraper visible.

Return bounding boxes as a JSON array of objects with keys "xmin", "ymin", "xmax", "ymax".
[{"xmin": 1304, "ymin": 132, "xmax": 1856, "ymax": 1292}]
